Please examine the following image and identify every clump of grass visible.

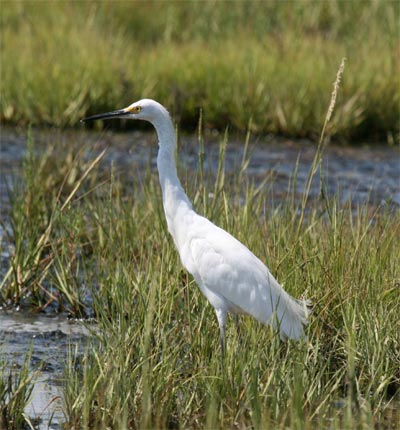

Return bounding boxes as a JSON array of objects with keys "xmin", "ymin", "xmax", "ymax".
[
  {"xmin": 1, "ymin": 1, "xmax": 398, "ymax": 139},
  {"xmin": 0, "ymin": 349, "xmax": 38, "ymax": 430},
  {"xmin": 0, "ymin": 132, "xmax": 107, "ymax": 313}
]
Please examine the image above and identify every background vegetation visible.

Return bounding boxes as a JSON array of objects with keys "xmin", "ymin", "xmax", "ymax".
[{"xmin": 1, "ymin": 0, "xmax": 399, "ymax": 140}]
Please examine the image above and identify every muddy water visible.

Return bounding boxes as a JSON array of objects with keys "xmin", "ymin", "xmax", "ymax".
[
  {"xmin": 0, "ymin": 312, "xmax": 89, "ymax": 429},
  {"xmin": 1, "ymin": 127, "xmax": 399, "ymax": 210},
  {"xmin": 0, "ymin": 128, "xmax": 399, "ymax": 428}
]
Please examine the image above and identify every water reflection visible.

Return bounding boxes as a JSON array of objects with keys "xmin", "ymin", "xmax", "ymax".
[{"xmin": 0, "ymin": 312, "xmax": 89, "ymax": 429}]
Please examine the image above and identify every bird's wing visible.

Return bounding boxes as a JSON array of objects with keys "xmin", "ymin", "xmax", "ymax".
[
  {"xmin": 184, "ymin": 217, "xmax": 286, "ymax": 319},
  {"xmin": 180, "ymin": 215, "xmax": 308, "ymax": 340}
]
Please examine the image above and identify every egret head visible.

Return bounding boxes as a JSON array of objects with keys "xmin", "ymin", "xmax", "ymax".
[{"xmin": 81, "ymin": 99, "xmax": 169, "ymax": 125}]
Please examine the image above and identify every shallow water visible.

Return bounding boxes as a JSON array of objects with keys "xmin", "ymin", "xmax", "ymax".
[
  {"xmin": 0, "ymin": 312, "xmax": 89, "ymax": 429},
  {"xmin": 0, "ymin": 127, "xmax": 399, "ymax": 428},
  {"xmin": 1, "ymin": 127, "xmax": 399, "ymax": 210}
]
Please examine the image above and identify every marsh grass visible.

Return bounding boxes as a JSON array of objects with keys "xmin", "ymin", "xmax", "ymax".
[
  {"xmin": 1, "ymin": 60, "xmax": 399, "ymax": 428},
  {"xmin": 1, "ymin": 1, "xmax": 399, "ymax": 139},
  {"xmin": 0, "ymin": 348, "xmax": 39, "ymax": 430},
  {"xmin": 1, "ymin": 130, "xmax": 399, "ymax": 428}
]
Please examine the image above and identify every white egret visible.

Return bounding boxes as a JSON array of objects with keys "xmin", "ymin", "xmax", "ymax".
[{"xmin": 82, "ymin": 99, "xmax": 310, "ymax": 353}]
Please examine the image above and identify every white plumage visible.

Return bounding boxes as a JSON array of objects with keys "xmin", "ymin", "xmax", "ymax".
[{"xmin": 83, "ymin": 99, "xmax": 310, "ymax": 352}]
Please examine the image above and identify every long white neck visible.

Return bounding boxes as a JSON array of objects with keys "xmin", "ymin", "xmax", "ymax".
[{"xmin": 152, "ymin": 111, "xmax": 193, "ymax": 235}]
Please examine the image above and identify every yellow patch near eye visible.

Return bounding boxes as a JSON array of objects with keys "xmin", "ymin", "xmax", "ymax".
[{"xmin": 128, "ymin": 105, "xmax": 141, "ymax": 114}]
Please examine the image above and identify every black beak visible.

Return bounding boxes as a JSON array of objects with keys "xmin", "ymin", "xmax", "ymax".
[{"xmin": 81, "ymin": 109, "xmax": 130, "ymax": 122}]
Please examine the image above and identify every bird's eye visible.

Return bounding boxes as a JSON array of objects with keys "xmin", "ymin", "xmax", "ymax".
[{"xmin": 128, "ymin": 105, "xmax": 141, "ymax": 114}]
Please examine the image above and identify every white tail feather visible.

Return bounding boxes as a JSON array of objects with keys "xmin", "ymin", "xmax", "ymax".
[{"xmin": 278, "ymin": 298, "xmax": 311, "ymax": 341}]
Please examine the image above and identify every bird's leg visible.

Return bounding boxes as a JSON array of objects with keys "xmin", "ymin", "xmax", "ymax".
[{"xmin": 215, "ymin": 308, "xmax": 227, "ymax": 359}]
